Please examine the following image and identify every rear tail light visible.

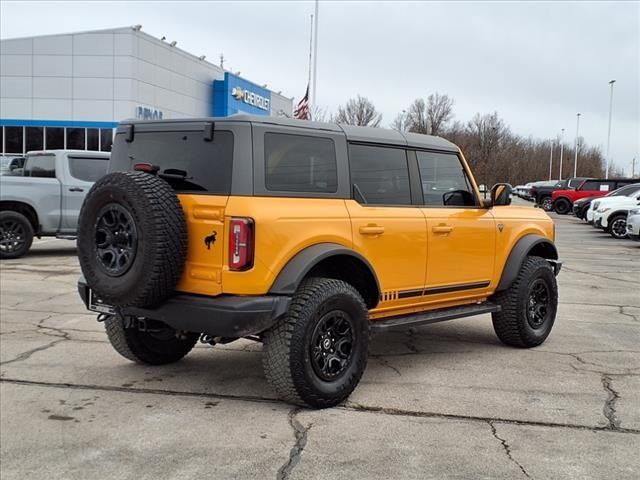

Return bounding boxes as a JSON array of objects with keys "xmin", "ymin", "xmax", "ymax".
[{"xmin": 229, "ymin": 217, "xmax": 254, "ymax": 271}]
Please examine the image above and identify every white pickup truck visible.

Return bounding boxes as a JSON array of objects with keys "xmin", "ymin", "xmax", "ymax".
[{"xmin": 0, "ymin": 150, "xmax": 110, "ymax": 259}]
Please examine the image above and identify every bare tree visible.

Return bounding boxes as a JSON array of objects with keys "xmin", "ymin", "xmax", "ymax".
[
  {"xmin": 405, "ymin": 98, "xmax": 429, "ymax": 134},
  {"xmin": 310, "ymin": 105, "xmax": 329, "ymax": 123},
  {"xmin": 426, "ymin": 92, "xmax": 454, "ymax": 135},
  {"xmin": 335, "ymin": 95, "xmax": 382, "ymax": 127},
  {"xmin": 390, "ymin": 110, "xmax": 408, "ymax": 131}
]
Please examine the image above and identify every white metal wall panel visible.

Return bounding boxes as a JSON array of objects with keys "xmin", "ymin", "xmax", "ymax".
[
  {"xmin": 73, "ymin": 78, "xmax": 114, "ymax": 100},
  {"xmin": 1, "ymin": 55, "xmax": 32, "ymax": 76},
  {"xmin": 33, "ymin": 55, "xmax": 71, "ymax": 77},
  {"xmin": 73, "ymin": 34, "xmax": 114, "ymax": 56},
  {"xmin": 73, "ymin": 56, "xmax": 113, "ymax": 78},
  {"xmin": 0, "ymin": 76, "xmax": 32, "ymax": 98},
  {"xmin": 0, "ymin": 38, "xmax": 32, "ymax": 55},
  {"xmin": 1, "ymin": 98, "xmax": 31, "ymax": 118},
  {"xmin": 33, "ymin": 77, "xmax": 72, "ymax": 98},
  {"xmin": 33, "ymin": 98, "xmax": 71, "ymax": 119},
  {"xmin": 33, "ymin": 35, "xmax": 72, "ymax": 55}
]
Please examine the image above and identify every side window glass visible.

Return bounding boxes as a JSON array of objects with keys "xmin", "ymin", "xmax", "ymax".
[
  {"xmin": 417, "ymin": 151, "xmax": 474, "ymax": 206},
  {"xmin": 265, "ymin": 133, "xmax": 337, "ymax": 193},
  {"xmin": 349, "ymin": 144, "xmax": 411, "ymax": 205},
  {"xmin": 25, "ymin": 155, "xmax": 56, "ymax": 178},
  {"xmin": 68, "ymin": 157, "xmax": 109, "ymax": 182}
]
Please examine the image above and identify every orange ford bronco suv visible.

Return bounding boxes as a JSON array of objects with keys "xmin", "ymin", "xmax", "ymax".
[{"xmin": 77, "ymin": 115, "xmax": 561, "ymax": 408}]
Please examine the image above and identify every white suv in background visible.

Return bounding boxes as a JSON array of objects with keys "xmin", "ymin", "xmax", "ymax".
[
  {"xmin": 627, "ymin": 208, "xmax": 640, "ymax": 242},
  {"xmin": 593, "ymin": 190, "xmax": 640, "ymax": 239}
]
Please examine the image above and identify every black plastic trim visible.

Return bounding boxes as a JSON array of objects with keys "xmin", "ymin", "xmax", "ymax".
[
  {"xmin": 371, "ymin": 303, "xmax": 501, "ymax": 332},
  {"xmin": 78, "ymin": 278, "xmax": 290, "ymax": 337},
  {"xmin": 496, "ymin": 234, "xmax": 559, "ymax": 291},
  {"xmin": 268, "ymin": 243, "xmax": 381, "ymax": 300}
]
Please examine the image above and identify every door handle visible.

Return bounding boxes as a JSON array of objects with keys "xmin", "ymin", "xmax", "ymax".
[
  {"xmin": 69, "ymin": 187, "xmax": 84, "ymax": 192},
  {"xmin": 432, "ymin": 225, "xmax": 453, "ymax": 234},
  {"xmin": 359, "ymin": 225, "xmax": 385, "ymax": 235}
]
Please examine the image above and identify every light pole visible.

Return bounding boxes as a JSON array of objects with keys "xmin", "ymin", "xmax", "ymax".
[
  {"xmin": 573, "ymin": 113, "xmax": 581, "ymax": 177},
  {"xmin": 548, "ymin": 139, "xmax": 554, "ymax": 181},
  {"xmin": 605, "ymin": 80, "xmax": 616, "ymax": 179},
  {"xmin": 559, "ymin": 128, "xmax": 565, "ymax": 180}
]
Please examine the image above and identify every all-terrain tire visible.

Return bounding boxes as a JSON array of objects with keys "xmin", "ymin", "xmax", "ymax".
[
  {"xmin": 491, "ymin": 256, "xmax": 558, "ymax": 348},
  {"xmin": 104, "ymin": 315, "xmax": 198, "ymax": 365},
  {"xmin": 553, "ymin": 197, "xmax": 571, "ymax": 215},
  {"xmin": 0, "ymin": 211, "xmax": 34, "ymax": 259},
  {"xmin": 77, "ymin": 171, "xmax": 187, "ymax": 307},
  {"xmin": 607, "ymin": 214, "xmax": 628, "ymax": 239},
  {"xmin": 262, "ymin": 277, "xmax": 369, "ymax": 408}
]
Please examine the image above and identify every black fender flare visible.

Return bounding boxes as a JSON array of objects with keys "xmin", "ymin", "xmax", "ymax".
[
  {"xmin": 269, "ymin": 242, "xmax": 381, "ymax": 299},
  {"xmin": 496, "ymin": 234, "xmax": 558, "ymax": 291}
]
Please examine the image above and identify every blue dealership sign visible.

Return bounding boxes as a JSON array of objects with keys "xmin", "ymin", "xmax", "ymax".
[{"xmin": 212, "ymin": 72, "xmax": 271, "ymax": 117}]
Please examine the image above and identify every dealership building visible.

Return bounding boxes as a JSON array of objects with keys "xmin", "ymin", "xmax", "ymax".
[{"xmin": 0, "ymin": 26, "xmax": 293, "ymax": 158}]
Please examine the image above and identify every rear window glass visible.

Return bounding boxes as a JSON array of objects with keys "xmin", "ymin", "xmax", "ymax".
[
  {"xmin": 265, "ymin": 133, "xmax": 337, "ymax": 193},
  {"xmin": 111, "ymin": 130, "xmax": 234, "ymax": 193},
  {"xmin": 25, "ymin": 154, "xmax": 55, "ymax": 178},
  {"xmin": 68, "ymin": 156, "xmax": 109, "ymax": 182}
]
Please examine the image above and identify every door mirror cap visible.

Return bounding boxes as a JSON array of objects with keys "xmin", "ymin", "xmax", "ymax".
[{"xmin": 490, "ymin": 183, "xmax": 513, "ymax": 207}]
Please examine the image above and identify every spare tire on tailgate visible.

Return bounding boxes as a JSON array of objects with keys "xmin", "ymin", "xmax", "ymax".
[{"xmin": 77, "ymin": 171, "xmax": 187, "ymax": 307}]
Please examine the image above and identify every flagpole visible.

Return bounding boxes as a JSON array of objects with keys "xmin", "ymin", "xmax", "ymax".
[
  {"xmin": 311, "ymin": 0, "xmax": 319, "ymax": 109},
  {"xmin": 308, "ymin": 14, "xmax": 313, "ymax": 88}
]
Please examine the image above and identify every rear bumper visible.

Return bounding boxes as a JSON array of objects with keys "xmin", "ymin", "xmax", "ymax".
[{"xmin": 77, "ymin": 279, "xmax": 291, "ymax": 338}]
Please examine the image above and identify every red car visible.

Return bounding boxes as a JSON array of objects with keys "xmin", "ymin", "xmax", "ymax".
[{"xmin": 552, "ymin": 178, "xmax": 637, "ymax": 214}]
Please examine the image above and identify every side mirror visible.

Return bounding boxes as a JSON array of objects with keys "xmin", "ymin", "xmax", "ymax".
[{"xmin": 490, "ymin": 183, "xmax": 512, "ymax": 207}]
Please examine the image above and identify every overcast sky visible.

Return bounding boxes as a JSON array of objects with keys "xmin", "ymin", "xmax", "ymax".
[{"xmin": 1, "ymin": 1, "xmax": 638, "ymax": 175}]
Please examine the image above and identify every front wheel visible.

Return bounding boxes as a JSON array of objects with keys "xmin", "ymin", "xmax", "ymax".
[
  {"xmin": 540, "ymin": 197, "xmax": 553, "ymax": 211},
  {"xmin": 491, "ymin": 256, "xmax": 558, "ymax": 348},
  {"xmin": 104, "ymin": 315, "xmax": 199, "ymax": 365},
  {"xmin": 608, "ymin": 214, "xmax": 628, "ymax": 239},
  {"xmin": 0, "ymin": 211, "xmax": 34, "ymax": 259},
  {"xmin": 262, "ymin": 278, "xmax": 369, "ymax": 408}
]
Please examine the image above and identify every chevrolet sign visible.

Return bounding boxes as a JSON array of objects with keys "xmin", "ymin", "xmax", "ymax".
[{"xmin": 231, "ymin": 86, "xmax": 270, "ymax": 111}]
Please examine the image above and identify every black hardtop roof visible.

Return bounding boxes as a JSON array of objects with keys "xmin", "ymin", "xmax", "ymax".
[{"xmin": 118, "ymin": 114, "xmax": 459, "ymax": 153}]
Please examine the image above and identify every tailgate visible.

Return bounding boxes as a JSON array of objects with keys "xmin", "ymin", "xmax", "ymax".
[{"xmin": 176, "ymin": 194, "xmax": 228, "ymax": 296}]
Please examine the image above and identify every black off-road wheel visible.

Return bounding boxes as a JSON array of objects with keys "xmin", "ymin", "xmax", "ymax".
[
  {"xmin": 262, "ymin": 278, "xmax": 370, "ymax": 408},
  {"xmin": 104, "ymin": 315, "xmax": 198, "ymax": 365},
  {"xmin": 77, "ymin": 171, "xmax": 187, "ymax": 307},
  {"xmin": 607, "ymin": 214, "xmax": 628, "ymax": 239},
  {"xmin": 0, "ymin": 211, "xmax": 34, "ymax": 259},
  {"xmin": 553, "ymin": 198, "xmax": 571, "ymax": 215},
  {"xmin": 491, "ymin": 256, "xmax": 558, "ymax": 348}
]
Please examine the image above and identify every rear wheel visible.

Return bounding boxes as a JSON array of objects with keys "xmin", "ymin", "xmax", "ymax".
[
  {"xmin": 491, "ymin": 256, "xmax": 558, "ymax": 348},
  {"xmin": 262, "ymin": 277, "xmax": 369, "ymax": 408},
  {"xmin": 553, "ymin": 198, "xmax": 571, "ymax": 215},
  {"xmin": 540, "ymin": 196, "xmax": 553, "ymax": 211},
  {"xmin": 608, "ymin": 214, "xmax": 628, "ymax": 239},
  {"xmin": 0, "ymin": 211, "xmax": 34, "ymax": 259},
  {"xmin": 104, "ymin": 315, "xmax": 198, "ymax": 365}
]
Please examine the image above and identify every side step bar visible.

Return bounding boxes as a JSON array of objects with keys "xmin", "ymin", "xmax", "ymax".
[{"xmin": 370, "ymin": 303, "xmax": 501, "ymax": 333}]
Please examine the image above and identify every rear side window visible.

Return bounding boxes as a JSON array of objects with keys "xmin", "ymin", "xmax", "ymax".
[
  {"xmin": 264, "ymin": 133, "xmax": 337, "ymax": 193},
  {"xmin": 581, "ymin": 180, "xmax": 614, "ymax": 192},
  {"xmin": 68, "ymin": 156, "xmax": 109, "ymax": 182},
  {"xmin": 349, "ymin": 144, "xmax": 411, "ymax": 205},
  {"xmin": 24, "ymin": 155, "xmax": 55, "ymax": 178},
  {"xmin": 111, "ymin": 130, "xmax": 234, "ymax": 193}
]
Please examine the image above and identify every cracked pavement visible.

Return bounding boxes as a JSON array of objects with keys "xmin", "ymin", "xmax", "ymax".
[{"xmin": 1, "ymin": 206, "xmax": 639, "ymax": 479}]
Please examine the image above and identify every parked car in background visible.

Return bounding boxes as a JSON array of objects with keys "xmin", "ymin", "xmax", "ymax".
[
  {"xmin": 592, "ymin": 190, "xmax": 640, "ymax": 239},
  {"xmin": 0, "ymin": 150, "xmax": 110, "ymax": 259},
  {"xmin": 0, "ymin": 156, "xmax": 26, "ymax": 175},
  {"xmin": 626, "ymin": 208, "xmax": 640, "ymax": 241},
  {"xmin": 584, "ymin": 183, "xmax": 640, "ymax": 223},
  {"xmin": 533, "ymin": 177, "xmax": 590, "ymax": 210},
  {"xmin": 551, "ymin": 178, "xmax": 636, "ymax": 214}
]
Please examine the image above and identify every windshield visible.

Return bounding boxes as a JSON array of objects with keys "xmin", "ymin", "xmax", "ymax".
[{"xmin": 110, "ymin": 130, "xmax": 234, "ymax": 194}]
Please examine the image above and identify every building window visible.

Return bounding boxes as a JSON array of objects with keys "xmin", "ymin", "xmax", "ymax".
[
  {"xmin": 1, "ymin": 127, "xmax": 4, "ymax": 154},
  {"xmin": 46, "ymin": 128, "xmax": 64, "ymax": 150},
  {"xmin": 26, "ymin": 127, "xmax": 44, "ymax": 153},
  {"xmin": 5, "ymin": 126, "xmax": 24, "ymax": 154},
  {"xmin": 87, "ymin": 129, "xmax": 99, "ymax": 151},
  {"xmin": 100, "ymin": 129, "xmax": 113, "ymax": 152},
  {"xmin": 66, "ymin": 128, "xmax": 85, "ymax": 150}
]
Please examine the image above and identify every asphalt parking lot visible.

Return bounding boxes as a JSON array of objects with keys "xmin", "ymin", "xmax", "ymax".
[{"xmin": 1, "ymin": 202, "xmax": 639, "ymax": 479}]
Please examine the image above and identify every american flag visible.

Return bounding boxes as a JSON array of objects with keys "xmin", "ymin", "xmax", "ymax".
[{"xmin": 293, "ymin": 85, "xmax": 310, "ymax": 120}]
